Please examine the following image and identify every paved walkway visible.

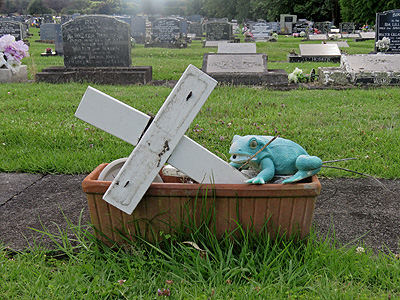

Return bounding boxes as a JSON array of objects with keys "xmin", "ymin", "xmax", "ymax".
[{"xmin": 1, "ymin": 173, "xmax": 399, "ymax": 254}]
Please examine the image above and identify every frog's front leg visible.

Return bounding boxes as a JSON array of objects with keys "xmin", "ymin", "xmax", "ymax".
[{"xmin": 246, "ymin": 157, "xmax": 275, "ymax": 184}]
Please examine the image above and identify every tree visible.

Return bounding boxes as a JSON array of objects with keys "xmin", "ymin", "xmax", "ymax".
[
  {"xmin": 43, "ymin": 0, "xmax": 72, "ymax": 14},
  {"xmin": 28, "ymin": 0, "xmax": 52, "ymax": 14}
]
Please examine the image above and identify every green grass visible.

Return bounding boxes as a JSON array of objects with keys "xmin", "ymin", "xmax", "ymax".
[{"xmin": 1, "ymin": 214, "xmax": 399, "ymax": 299}]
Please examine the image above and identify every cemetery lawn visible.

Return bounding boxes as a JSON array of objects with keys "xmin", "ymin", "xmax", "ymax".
[{"xmin": 1, "ymin": 28, "xmax": 400, "ymax": 299}]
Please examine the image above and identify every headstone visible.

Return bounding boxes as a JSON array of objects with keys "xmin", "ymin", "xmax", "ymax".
[
  {"xmin": 176, "ymin": 17, "xmax": 188, "ymax": 35},
  {"xmin": 188, "ymin": 22, "xmax": 203, "ymax": 36},
  {"xmin": 0, "ymin": 21, "xmax": 23, "ymax": 40},
  {"xmin": 188, "ymin": 15, "xmax": 202, "ymax": 23},
  {"xmin": 115, "ymin": 16, "xmax": 131, "ymax": 25},
  {"xmin": 203, "ymin": 40, "xmax": 228, "ymax": 48},
  {"xmin": 54, "ymin": 24, "xmax": 63, "ymax": 55},
  {"xmin": 314, "ymin": 22, "xmax": 331, "ymax": 34},
  {"xmin": 326, "ymin": 41, "xmax": 349, "ymax": 47},
  {"xmin": 43, "ymin": 14, "xmax": 53, "ymax": 23},
  {"xmin": 62, "ymin": 15, "xmax": 131, "ymax": 68},
  {"xmin": 61, "ymin": 15, "xmax": 70, "ymax": 24},
  {"xmin": 341, "ymin": 33, "xmax": 361, "ymax": 38},
  {"xmin": 218, "ymin": 43, "xmax": 256, "ymax": 53},
  {"xmin": 267, "ymin": 22, "xmax": 280, "ymax": 33},
  {"xmin": 280, "ymin": 14, "xmax": 297, "ymax": 34},
  {"xmin": 131, "ymin": 16, "xmax": 146, "ymax": 42},
  {"xmin": 250, "ymin": 22, "xmax": 272, "ymax": 40},
  {"xmin": 376, "ymin": 9, "xmax": 400, "ymax": 52},
  {"xmin": 152, "ymin": 18, "xmax": 181, "ymax": 43},
  {"xmin": 340, "ymin": 22, "xmax": 355, "ymax": 33},
  {"xmin": 40, "ymin": 23, "xmax": 57, "ymax": 40},
  {"xmin": 300, "ymin": 44, "xmax": 341, "ymax": 57},
  {"xmin": 202, "ymin": 53, "xmax": 288, "ymax": 85},
  {"xmin": 319, "ymin": 54, "xmax": 400, "ymax": 85},
  {"xmin": 359, "ymin": 31, "xmax": 376, "ymax": 39},
  {"xmin": 288, "ymin": 44, "xmax": 341, "ymax": 63},
  {"xmin": 205, "ymin": 21, "xmax": 232, "ymax": 41}
]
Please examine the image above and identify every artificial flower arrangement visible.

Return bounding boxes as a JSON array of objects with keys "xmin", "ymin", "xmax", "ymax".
[
  {"xmin": 0, "ymin": 34, "xmax": 29, "ymax": 74},
  {"xmin": 376, "ymin": 37, "xmax": 390, "ymax": 52}
]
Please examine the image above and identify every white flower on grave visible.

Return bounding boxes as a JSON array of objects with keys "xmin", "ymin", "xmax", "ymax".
[
  {"xmin": 0, "ymin": 53, "xmax": 6, "ymax": 68},
  {"xmin": 288, "ymin": 67, "xmax": 303, "ymax": 83},
  {"xmin": 5, "ymin": 56, "xmax": 21, "ymax": 74},
  {"xmin": 376, "ymin": 37, "xmax": 390, "ymax": 52},
  {"xmin": 300, "ymin": 31, "xmax": 306, "ymax": 37}
]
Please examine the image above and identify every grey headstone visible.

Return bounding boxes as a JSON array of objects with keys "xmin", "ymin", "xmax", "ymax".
[
  {"xmin": 115, "ymin": 16, "xmax": 131, "ymax": 25},
  {"xmin": 203, "ymin": 53, "xmax": 267, "ymax": 73},
  {"xmin": 62, "ymin": 15, "xmax": 131, "ymax": 68},
  {"xmin": 188, "ymin": 22, "xmax": 203, "ymax": 36},
  {"xmin": 205, "ymin": 22, "xmax": 232, "ymax": 41},
  {"xmin": 340, "ymin": 22, "xmax": 355, "ymax": 33},
  {"xmin": 299, "ymin": 44, "xmax": 341, "ymax": 57},
  {"xmin": 218, "ymin": 43, "xmax": 256, "ymax": 53},
  {"xmin": 0, "ymin": 21, "xmax": 23, "ymax": 40},
  {"xmin": 131, "ymin": 16, "xmax": 146, "ymax": 38},
  {"xmin": 43, "ymin": 14, "xmax": 53, "ymax": 23},
  {"xmin": 152, "ymin": 18, "xmax": 181, "ymax": 43},
  {"xmin": 203, "ymin": 40, "xmax": 228, "ymax": 47},
  {"xmin": 376, "ymin": 9, "xmax": 400, "ymax": 52},
  {"xmin": 40, "ymin": 23, "xmax": 57, "ymax": 40},
  {"xmin": 54, "ymin": 24, "xmax": 63, "ymax": 55},
  {"xmin": 250, "ymin": 22, "xmax": 272, "ymax": 40}
]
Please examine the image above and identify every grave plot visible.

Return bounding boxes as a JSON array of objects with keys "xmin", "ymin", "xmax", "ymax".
[
  {"xmin": 217, "ymin": 42, "xmax": 256, "ymax": 53},
  {"xmin": 202, "ymin": 53, "xmax": 288, "ymax": 85},
  {"xmin": 318, "ymin": 54, "xmax": 400, "ymax": 85},
  {"xmin": 288, "ymin": 44, "xmax": 341, "ymax": 63},
  {"xmin": 35, "ymin": 15, "xmax": 152, "ymax": 85}
]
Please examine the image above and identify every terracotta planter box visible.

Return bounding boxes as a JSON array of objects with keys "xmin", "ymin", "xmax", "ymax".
[{"xmin": 82, "ymin": 163, "xmax": 321, "ymax": 245}]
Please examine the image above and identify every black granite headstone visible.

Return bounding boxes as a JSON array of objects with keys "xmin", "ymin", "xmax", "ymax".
[
  {"xmin": 62, "ymin": 15, "xmax": 131, "ymax": 68},
  {"xmin": 205, "ymin": 22, "xmax": 232, "ymax": 41},
  {"xmin": 0, "ymin": 21, "xmax": 23, "ymax": 40},
  {"xmin": 54, "ymin": 24, "xmax": 63, "ymax": 55},
  {"xmin": 43, "ymin": 14, "xmax": 53, "ymax": 23},
  {"xmin": 152, "ymin": 18, "xmax": 181, "ymax": 42},
  {"xmin": 376, "ymin": 9, "xmax": 400, "ymax": 53},
  {"xmin": 188, "ymin": 22, "xmax": 203, "ymax": 36},
  {"xmin": 131, "ymin": 16, "xmax": 146, "ymax": 38}
]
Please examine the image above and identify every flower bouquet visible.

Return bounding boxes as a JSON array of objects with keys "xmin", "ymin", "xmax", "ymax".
[
  {"xmin": 376, "ymin": 37, "xmax": 390, "ymax": 52},
  {"xmin": 0, "ymin": 34, "xmax": 29, "ymax": 74}
]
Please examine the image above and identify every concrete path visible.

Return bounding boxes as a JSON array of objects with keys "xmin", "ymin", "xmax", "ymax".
[{"xmin": 1, "ymin": 173, "xmax": 399, "ymax": 254}]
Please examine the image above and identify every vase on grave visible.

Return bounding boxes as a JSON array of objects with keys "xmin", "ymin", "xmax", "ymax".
[
  {"xmin": 82, "ymin": 163, "xmax": 321, "ymax": 246},
  {"xmin": 0, "ymin": 65, "xmax": 28, "ymax": 83}
]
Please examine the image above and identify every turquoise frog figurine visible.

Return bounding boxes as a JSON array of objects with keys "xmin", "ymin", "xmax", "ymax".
[{"xmin": 229, "ymin": 135, "xmax": 322, "ymax": 184}]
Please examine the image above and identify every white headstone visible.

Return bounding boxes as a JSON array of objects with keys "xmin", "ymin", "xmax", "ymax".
[
  {"xmin": 218, "ymin": 43, "xmax": 257, "ymax": 53},
  {"xmin": 299, "ymin": 44, "xmax": 341, "ymax": 57}
]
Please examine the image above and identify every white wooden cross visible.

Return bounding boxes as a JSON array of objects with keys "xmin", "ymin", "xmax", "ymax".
[{"xmin": 75, "ymin": 65, "xmax": 247, "ymax": 214}]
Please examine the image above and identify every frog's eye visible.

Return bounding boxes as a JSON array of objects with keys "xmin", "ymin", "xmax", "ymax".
[{"xmin": 250, "ymin": 140, "xmax": 258, "ymax": 149}]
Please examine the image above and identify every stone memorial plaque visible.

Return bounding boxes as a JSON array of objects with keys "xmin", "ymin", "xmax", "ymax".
[
  {"xmin": 360, "ymin": 32, "xmax": 376, "ymax": 39},
  {"xmin": 62, "ymin": 15, "xmax": 131, "ymax": 68},
  {"xmin": 342, "ymin": 54, "xmax": 400, "ymax": 73},
  {"xmin": 250, "ymin": 22, "xmax": 272, "ymax": 40},
  {"xmin": 341, "ymin": 33, "xmax": 361, "ymax": 38},
  {"xmin": 40, "ymin": 23, "xmax": 57, "ymax": 40},
  {"xmin": 376, "ymin": 9, "xmax": 400, "ymax": 52},
  {"xmin": 218, "ymin": 42, "xmax": 256, "ymax": 53},
  {"xmin": 299, "ymin": 44, "xmax": 341, "ymax": 57},
  {"xmin": 326, "ymin": 41, "xmax": 349, "ymax": 47},
  {"xmin": 152, "ymin": 18, "xmax": 181, "ymax": 43},
  {"xmin": 205, "ymin": 22, "xmax": 232, "ymax": 41},
  {"xmin": 0, "ymin": 21, "xmax": 23, "ymax": 40},
  {"xmin": 203, "ymin": 53, "xmax": 266, "ymax": 73},
  {"xmin": 203, "ymin": 40, "xmax": 228, "ymax": 47},
  {"xmin": 308, "ymin": 34, "xmax": 328, "ymax": 40}
]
